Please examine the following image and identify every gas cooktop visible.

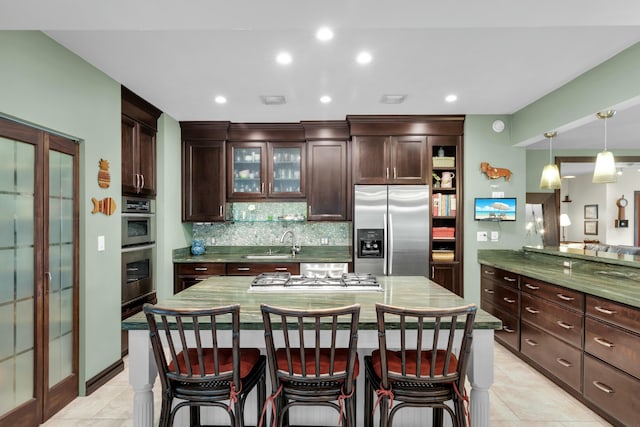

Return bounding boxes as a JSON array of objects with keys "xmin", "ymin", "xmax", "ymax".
[{"xmin": 249, "ymin": 272, "xmax": 382, "ymax": 291}]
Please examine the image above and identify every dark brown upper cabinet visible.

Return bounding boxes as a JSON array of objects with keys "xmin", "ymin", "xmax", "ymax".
[
  {"xmin": 181, "ymin": 122, "xmax": 229, "ymax": 222},
  {"xmin": 302, "ymin": 121, "xmax": 351, "ymax": 221},
  {"xmin": 226, "ymin": 123, "xmax": 306, "ymax": 201},
  {"xmin": 121, "ymin": 86, "xmax": 162, "ymax": 197},
  {"xmin": 352, "ymin": 135, "xmax": 427, "ymax": 184}
]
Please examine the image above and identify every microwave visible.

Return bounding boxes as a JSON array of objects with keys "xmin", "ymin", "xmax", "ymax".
[{"xmin": 122, "ymin": 196, "xmax": 156, "ymax": 247}]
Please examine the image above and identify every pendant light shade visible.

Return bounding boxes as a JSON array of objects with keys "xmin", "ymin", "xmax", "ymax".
[
  {"xmin": 593, "ymin": 110, "xmax": 617, "ymax": 184},
  {"xmin": 539, "ymin": 131, "xmax": 561, "ymax": 190}
]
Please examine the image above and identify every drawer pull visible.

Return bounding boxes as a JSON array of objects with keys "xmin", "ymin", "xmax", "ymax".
[
  {"xmin": 525, "ymin": 306, "xmax": 539, "ymax": 314},
  {"xmin": 274, "ymin": 267, "xmax": 288, "ymax": 271},
  {"xmin": 594, "ymin": 306, "xmax": 616, "ymax": 315},
  {"xmin": 593, "ymin": 337, "xmax": 614, "ymax": 348},
  {"xmin": 524, "ymin": 283, "xmax": 540, "ymax": 290},
  {"xmin": 194, "ymin": 267, "xmax": 208, "ymax": 271},
  {"xmin": 555, "ymin": 358, "xmax": 572, "ymax": 368},
  {"xmin": 524, "ymin": 338, "xmax": 538, "ymax": 347},
  {"xmin": 483, "ymin": 288, "xmax": 494, "ymax": 294},
  {"xmin": 483, "ymin": 270, "xmax": 495, "ymax": 275},
  {"xmin": 556, "ymin": 293, "xmax": 574, "ymax": 301},
  {"xmin": 503, "ymin": 276, "xmax": 517, "ymax": 282},
  {"xmin": 503, "ymin": 326, "xmax": 515, "ymax": 333},
  {"xmin": 592, "ymin": 381, "xmax": 615, "ymax": 394},
  {"xmin": 556, "ymin": 320, "xmax": 574, "ymax": 330},
  {"xmin": 236, "ymin": 267, "xmax": 251, "ymax": 271},
  {"xmin": 503, "ymin": 297, "xmax": 516, "ymax": 304}
]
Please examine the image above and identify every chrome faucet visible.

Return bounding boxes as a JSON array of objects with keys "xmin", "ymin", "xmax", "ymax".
[{"xmin": 280, "ymin": 230, "xmax": 301, "ymax": 256}]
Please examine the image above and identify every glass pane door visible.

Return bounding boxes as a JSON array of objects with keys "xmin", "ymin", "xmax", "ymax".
[
  {"xmin": 48, "ymin": 149, "xmax": 75, "ymax": 386},
  {"xmin": 0, "ymin": 136, "xmax": 36, "ymax": 418},
  {"xmin": 232, "ymin": 147, "xmax": 262, "ymax": 194},
  {"xmin": 272, "ymin": 147, "xmax": 301, "ymax": 194}
]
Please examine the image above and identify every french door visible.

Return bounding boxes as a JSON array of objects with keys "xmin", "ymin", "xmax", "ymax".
[{"xmin": 0, "ymin": 117, "xmax": 79, "ymax": 426}]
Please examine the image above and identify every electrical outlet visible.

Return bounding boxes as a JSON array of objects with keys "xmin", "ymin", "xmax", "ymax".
[
  {"xmin": 477, "ymin": 231, "xmax": 488, "ymax": 242},
  {"xmin": 491, "ymin": 231, "xmax": 499, "ymax": 241}
]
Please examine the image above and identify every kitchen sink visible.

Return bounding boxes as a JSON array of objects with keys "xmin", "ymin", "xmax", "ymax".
[{"xmin": 244, "ymin": 254, "xmax": 293, "ymax": 260}]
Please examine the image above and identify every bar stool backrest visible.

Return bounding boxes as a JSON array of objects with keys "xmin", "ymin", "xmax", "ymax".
[{"xmin": 375, "ymin": 303, "xmax": 477, "ymax": 388}]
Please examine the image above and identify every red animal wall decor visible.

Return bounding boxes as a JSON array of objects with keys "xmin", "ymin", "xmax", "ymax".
[{"xmin": 480, "ymin": 162, "xmax": 512, "ymax": 181}]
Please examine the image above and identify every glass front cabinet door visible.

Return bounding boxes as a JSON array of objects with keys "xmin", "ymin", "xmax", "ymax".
[
  {"xmin": 228, "ymin": 142, "xmax": 267, "ymax": 199},
  {"xmin": 228, "ymin": 142, "xmax": 305, "ymax": 200},
  {"xmin": 269, "ymin": 143, "xmax": 305, "ymax": 198}
]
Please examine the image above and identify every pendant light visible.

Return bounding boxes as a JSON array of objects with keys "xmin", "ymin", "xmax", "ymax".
[
  {"xmin": 539, "ymin": 131, "xmax": 561, "ymax": 189},
  {"xmin": 592, "ymin": 110, "xmax": 617, "ymax": 183}
]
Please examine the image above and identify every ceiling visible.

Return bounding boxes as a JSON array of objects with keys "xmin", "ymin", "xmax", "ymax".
[{"xmin": 3, "ymin": 0, "xmax": 640, "ymax": 149}]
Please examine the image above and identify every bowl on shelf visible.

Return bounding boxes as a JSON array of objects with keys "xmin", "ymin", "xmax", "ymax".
[{"xmin": 238, "ymin": 169, "xmax": 250, "ymax": 178}]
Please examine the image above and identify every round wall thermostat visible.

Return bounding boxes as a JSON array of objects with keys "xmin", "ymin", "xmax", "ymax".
[{"xmin": 492, "ymin": 119, "xmax": 505, "ymax": 133}]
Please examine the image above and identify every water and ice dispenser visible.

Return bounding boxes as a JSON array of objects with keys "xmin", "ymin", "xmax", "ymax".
[{"xmin": 357, "ymin": 229, "xmax": 383, "ymax": 258}]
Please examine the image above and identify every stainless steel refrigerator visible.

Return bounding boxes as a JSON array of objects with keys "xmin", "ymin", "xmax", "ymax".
[{"xmin": 353, "ymin": 185, "xmax": 430, "ymax": 276}]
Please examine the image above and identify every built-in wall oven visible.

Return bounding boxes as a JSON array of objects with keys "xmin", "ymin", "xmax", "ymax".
[{"xmin": 121, "ymin": 196, "xmax": 156, "ymax": 318}]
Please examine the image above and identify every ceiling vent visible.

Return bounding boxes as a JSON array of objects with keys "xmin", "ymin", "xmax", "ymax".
[
  {"xmin": 260, "ymin": 95, "xmax": 286, "ymax": 105},
  {"xmin": 380, "ymin": 94, "xmax": 407, "ymax": 104}
]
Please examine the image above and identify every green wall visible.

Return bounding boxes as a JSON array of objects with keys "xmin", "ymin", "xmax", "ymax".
[
  {"xmin": 462, "ymin": 115, "xmax": 527, "ymax": 303},
  {"xmin": 0, "ymin": 31, "xmax": 122, "ymax": 392}
]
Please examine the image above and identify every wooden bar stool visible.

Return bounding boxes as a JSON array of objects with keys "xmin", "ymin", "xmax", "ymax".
[
  {"xmin": 364, "ymin": 303, "xmax": 477, "ymax": 427},
  {"xmin": 143, "ymin": 303, "xmax": 266, "ymax": 427},
  {"xmin": 260, "ymin": 303, "xmax": 360, "ymax": 427}
]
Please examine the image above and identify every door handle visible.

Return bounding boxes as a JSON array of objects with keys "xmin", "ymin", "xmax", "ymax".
[
  {"xmin": 524, "ymin": 283, "xmax": 540, "ymax": 290},
  {"xmin": 140, "ymin": 174, "xmax": 145, "ymax": 190},
  {"xmin": 503, "ymin": 276, "xmax": 516, "ymax": 282},
  {"xmin": 388, "ymin": 213, "xmax": 394, "ymax": 275},
  {"xmin": 593, "ymin": 337, "xmax": 614, "ymax": 348},
  {"xmin": 525, "ymin": 306, "xmax": 539, "ymax": 314},
  {"xmin": 556, "ymin": 320, "xmax": 574, "ymax": 329},
  {"xmin": 594, "ymin": 306, "xmax": 616, "ymax": 315},
  {"xmin": 382, "ymin": 213, "xmax": 387, "ymax": 276}
]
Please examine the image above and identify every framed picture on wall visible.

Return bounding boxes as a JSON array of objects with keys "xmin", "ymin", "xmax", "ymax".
[
  {"xmin": 584, "ymin": 204, "xmax": 598, "ymax": 219},
  {"xmin": 584, "ymin": 220, "xmax": 598, "ymax": 235}
]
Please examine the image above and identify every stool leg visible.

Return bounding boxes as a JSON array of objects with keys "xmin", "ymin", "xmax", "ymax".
[{"xmin": 432, "ymin": 407, "xmax": 443, "ymax": 426}]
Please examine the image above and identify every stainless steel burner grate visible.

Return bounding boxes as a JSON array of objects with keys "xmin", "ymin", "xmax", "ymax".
[{"xmin": 250, "ymin": 272, "xmax": 381, "ymax": 290}]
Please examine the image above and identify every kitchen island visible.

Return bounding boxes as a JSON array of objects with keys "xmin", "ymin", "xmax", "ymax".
[{"xmin": 123, "ymin": 275, "xmax": 501, "ymax": 427}]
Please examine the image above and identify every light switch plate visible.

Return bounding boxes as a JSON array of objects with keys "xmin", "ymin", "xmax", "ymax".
[
  {"xmin": 491, "ymin": 231, "xmax": 499, "ymax": 241},
  {"xmin": 97, "ymin": 235, "xmax": 105, "ymax": 251},
  {"xmin": 492, "ymin": 191, "xmax": 504, "ymax": 198},
  {"xmin": 477, "ymin": 231, "xmax": 488, "ymax": 242}
]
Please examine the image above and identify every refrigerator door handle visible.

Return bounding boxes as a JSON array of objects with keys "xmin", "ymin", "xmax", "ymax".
[
  {"xmin": 383, "ymin": 213, "xmax": 388, "ymax": 275},
  {"xmin": 388, "ymin": 213, "xmax": 394, "ymax": 275}
]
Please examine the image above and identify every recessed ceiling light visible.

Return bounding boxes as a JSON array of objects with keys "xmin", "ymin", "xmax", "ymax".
[
  {"xmin": 276, "ymin": 52, "xmax": 292, "ymax": 65},
  {"xmin": 260, "ymin": 95, "xmax": 286, "ymax": 105},
  {"xmin": 320, "ymin": 95, "xmax": 332, "ymax": 104},
  {"xmin": 445, "ymin": 94, "xmax": 458, "ymax": 103},
  {"xmin": 380, "ymin": 94, "xmax": 407, "ymax": 104},
  {"xmin": 356, "ymin": 51, "xmax": 372, "ymax": 64},
  {"xmin": 316, "ymin": 27, "xmax": 334, "ymax": 41},
  {"xmin": 214, "ymin": 95, "xmax": 227, "ymax": 104}
]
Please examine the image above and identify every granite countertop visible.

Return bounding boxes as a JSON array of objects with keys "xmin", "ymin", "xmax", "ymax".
[
  {"xmin": 123, "ymin": 275, "xmax": 501, "ymax": 331},
  {"xmin": 173, "ymin": 245, "xmax": 352, "ymax": 263},
  {"xmin": 478, "ymin": 249, "xmax": 640, "ymax": 309}
]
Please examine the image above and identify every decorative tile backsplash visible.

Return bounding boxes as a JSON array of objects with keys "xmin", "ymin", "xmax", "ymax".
[{"xmin": 193, "ymin": 202, "xmax": 351, "ymax": 246}]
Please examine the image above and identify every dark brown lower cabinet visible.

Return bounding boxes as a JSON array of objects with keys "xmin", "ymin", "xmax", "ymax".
[
  {"xmin": 430, "ymin": 262, "xmax": 461, "ymax": 296},
  {"xmin": 174, "ymin": 263, "xmax": 225, "ymax": 294},
  {"xmin": 584, "ymin": 354, "xmax": 639, "ymax": 427},
  {"xmin": 225, "ymin": 263, "xmax": 299, "ymax": 276},
  {"xmin": 520, "ymin": 322, "xmax": 582, "ymax": 392},
  {"xmin": 480, "ymin": 264, "xmax": 640, "ymax": 427}
]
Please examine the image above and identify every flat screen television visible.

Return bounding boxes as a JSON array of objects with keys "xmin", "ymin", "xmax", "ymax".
[{"xmin": 474, "ymin": 197, "xmax": 517, "ymax": 221}]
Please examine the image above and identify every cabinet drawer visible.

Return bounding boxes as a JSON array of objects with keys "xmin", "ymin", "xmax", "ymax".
[
  {"xmin": 584, "ymin": 354, "xmax": 640, "ymax": 427},
  {"xmin": 520, "ymin": 322, "xmax": 582, "ymax": 392},
  {"xmin": 586, "ymin": 295, "xmax": 640, "ymax": 335},
  {"xmin": 226, "ymin": 263, "xmax": 300, "ymax": 276},
  {"xmin": 480, "ymin": 300, "xmax": 519, "ymax": 351},
  {"xmin": 480, "ymin": 265, "xmax": 518, "ymax": 289},
  {"xmin": 585, "ymin": 317, "xmax": 640, "ymax": 379},
  {"xmin": 520, "ymin": 276, "xmax": 584, "ymax": 311},
  {"xmin": 175, "ymin": 263, "xmax": 226, "ymax": 276},
  {"xmin": 521, "ymin": 293, "xmax": 583, "ymax": 347},
  {"xmin": 481, "ymin": 279, "xmax": 519, "ymax": 316}
]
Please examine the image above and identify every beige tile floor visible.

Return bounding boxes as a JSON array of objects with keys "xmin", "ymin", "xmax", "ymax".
[{"xmin": 41, "ymin": 343, "xmax": 612, "ymax": 427}]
